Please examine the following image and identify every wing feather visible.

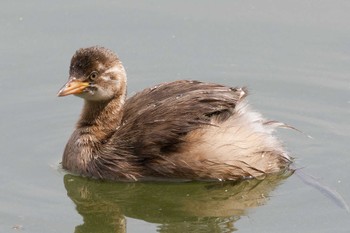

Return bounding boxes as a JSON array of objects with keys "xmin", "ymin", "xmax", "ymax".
[{"xmin": 112, "ymin": 80, "xmax": 246, "ymax": 158}]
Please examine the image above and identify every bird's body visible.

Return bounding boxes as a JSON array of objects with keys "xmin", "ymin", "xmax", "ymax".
[{"xmin": 58, "ymin": 46, "xmax": 292, "ymax": 181}]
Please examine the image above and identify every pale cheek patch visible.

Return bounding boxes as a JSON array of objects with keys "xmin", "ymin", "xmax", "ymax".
[
  {"xmin": 87, "ymin": 89, "xmax": 113, "ymax": 101},
  {"xmin": 101, "ymin": 75, "xmax": 111, "ymax": 81},
  {"xmin": 101, "ymin": 64, "xmax": 122, "ymax": 81},
  {"xmin": 103, "ymin": 64, "xmax": 126, "ymax": 83},
  {"xmin": 91, "ymin": 80, "xmax": 120, "ymax": 101},
  {"xmin": 105, "ymin": 65, "xmax": 123, "ymax": 75}
]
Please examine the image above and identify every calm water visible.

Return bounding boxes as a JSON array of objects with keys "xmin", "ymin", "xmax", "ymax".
[{"xmin": 1, "ymin": 1, "xmax": 349, "ymax": 232}]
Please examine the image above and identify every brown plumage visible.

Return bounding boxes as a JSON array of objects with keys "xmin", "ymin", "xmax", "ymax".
[{"xmin": 58, "ymin": 46, "xmax": 292, "ymax": 181}]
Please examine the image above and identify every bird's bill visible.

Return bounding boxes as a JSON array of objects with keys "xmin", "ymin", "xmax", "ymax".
[{"xmin": 57, "ymin": 79, "xmax": 90, "ymax": 97}]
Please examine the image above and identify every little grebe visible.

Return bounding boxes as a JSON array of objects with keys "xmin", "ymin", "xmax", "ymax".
[{"xmin": 58, "ymin": 46, "xmax": 292, "ymax": 181}]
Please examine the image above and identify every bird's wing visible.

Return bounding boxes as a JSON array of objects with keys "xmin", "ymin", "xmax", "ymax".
[{"xmin": 114, "ymin": 80, "xmax": 246, "ymax": 158}]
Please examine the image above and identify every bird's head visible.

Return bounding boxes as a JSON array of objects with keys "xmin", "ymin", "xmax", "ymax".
[{"xmin": 58, "ymin": 46, "xmax": 127, "ymax": 102}]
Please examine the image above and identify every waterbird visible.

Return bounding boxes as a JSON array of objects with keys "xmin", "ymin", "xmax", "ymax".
[{"xmin": 58, "ymin": 46, "xmax": 292, "ymax": 181}]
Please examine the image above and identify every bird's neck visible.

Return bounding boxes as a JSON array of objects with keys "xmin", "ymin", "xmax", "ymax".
[
  {"xmin": 77, "ymin": 95, "xmax": 125, "ymax": 142},
  {"xmin": 62, "ymin": 93, "xmax": 127, "ymax": 176}
]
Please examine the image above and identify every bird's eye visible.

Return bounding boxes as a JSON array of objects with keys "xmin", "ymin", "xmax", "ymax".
[{"xmin": 89, "ymin": 71, "xmax": 98, "ymax": 80}]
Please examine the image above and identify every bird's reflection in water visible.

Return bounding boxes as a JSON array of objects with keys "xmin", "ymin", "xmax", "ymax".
[{"xmin": 64, "ymin": 171, "xmax": 292, "ymax": 233}]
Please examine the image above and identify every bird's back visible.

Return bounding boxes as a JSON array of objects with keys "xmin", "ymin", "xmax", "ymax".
[{"xmin": 108, "ymin": 80, "xmax": 291, "ymax": 180}]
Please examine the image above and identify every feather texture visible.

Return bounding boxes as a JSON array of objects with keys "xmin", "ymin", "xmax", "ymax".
[{"xmin": 59, "ymin": 46, "xmax": 292, "ymax": 181}]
